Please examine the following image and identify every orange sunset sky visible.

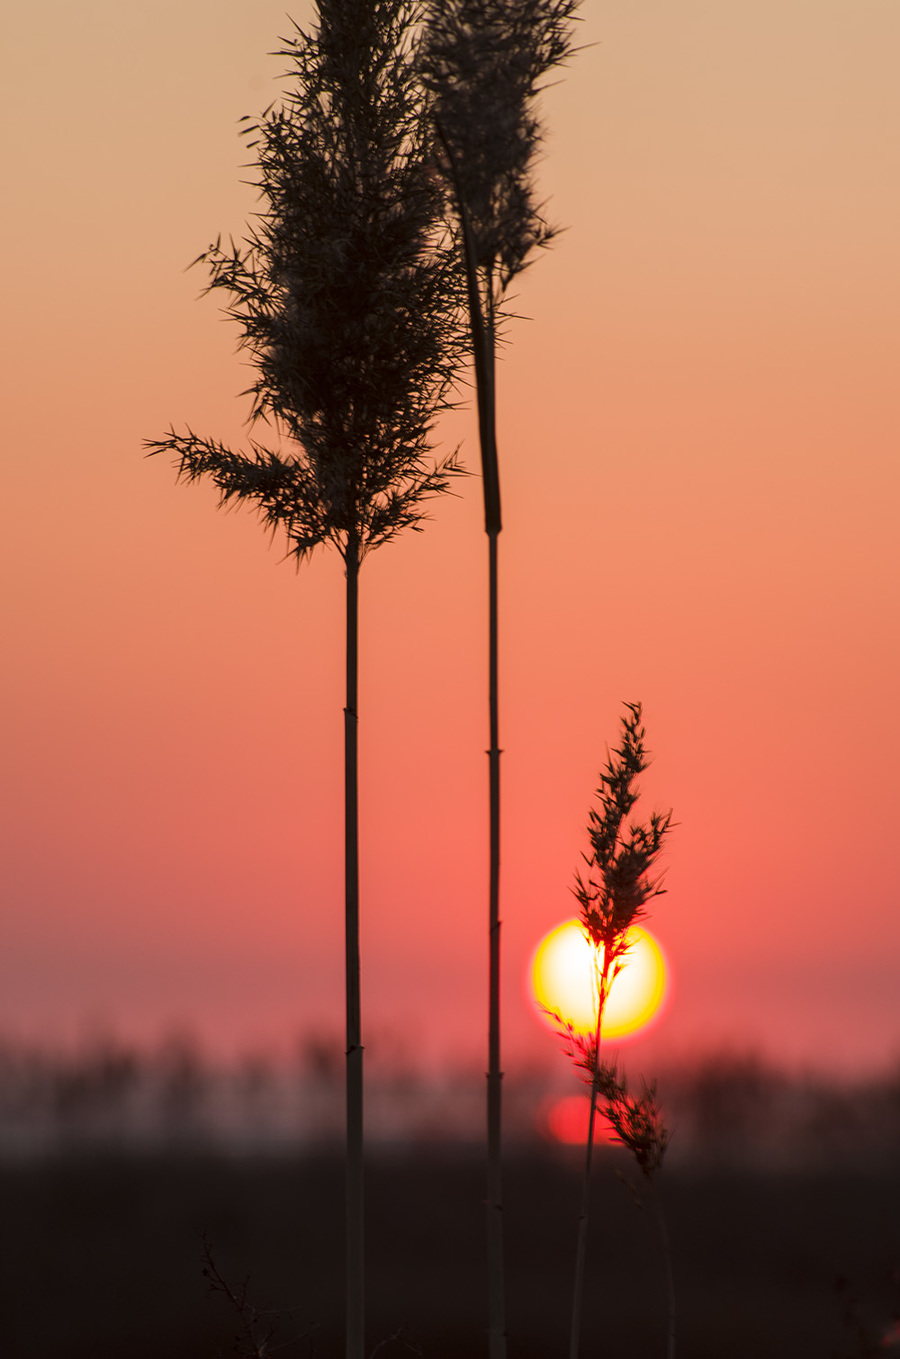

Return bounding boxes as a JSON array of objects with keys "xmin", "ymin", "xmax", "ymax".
[{"xmin": 3, "ymin": 0, "xmax": 899, "ymax": 1077}]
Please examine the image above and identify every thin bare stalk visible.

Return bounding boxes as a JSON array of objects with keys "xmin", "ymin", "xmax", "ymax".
[
  {"xmin": 486, "ymin": 522, "xmax": 505, "ymax": 1359},
  {"xmin": 344, "ymin": 538, "xmax": 363, "ymax": 1359}
]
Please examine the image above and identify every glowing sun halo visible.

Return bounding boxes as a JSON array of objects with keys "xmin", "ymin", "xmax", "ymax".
[{"xmin": 530, "ymin": 919, "xmax": 668, "ymax": 1040}]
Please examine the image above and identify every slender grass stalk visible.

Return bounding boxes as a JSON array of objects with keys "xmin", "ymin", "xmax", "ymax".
[
  {"xmin": 146, "ymin": 8, "xmax": 466, "ymax": 1355},
  {"xmin": 421, "ymin": 9, "xmax": 578, "ymax": 1351},
  {"xmin": 344, "ymin": 534, "xmax": 363, "ymax": 1358},
  {"xmin": 486, "ymin": 522, "xmax": 504, "ymax": 1354}
]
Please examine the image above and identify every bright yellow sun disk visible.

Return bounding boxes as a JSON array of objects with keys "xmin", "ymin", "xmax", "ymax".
[{"xmin": 530, "ymin": 919, "xmax": 667, "ymax": 1040}]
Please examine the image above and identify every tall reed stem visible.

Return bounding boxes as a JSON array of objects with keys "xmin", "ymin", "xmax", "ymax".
[
  {"xmin": 344, "ymin": 540, "xmax": 364, "ymax": 1359},
  {"xmin": 437, "ymin": 119, "xmax": 507, "ymax": 1357},
  {"xmin": 486, "ymin": 524, "xmax": 505, "ymax": 1359},
  {"xmin": 478, "ymin": 274, "xmax": 505, "ymax": 1359}
]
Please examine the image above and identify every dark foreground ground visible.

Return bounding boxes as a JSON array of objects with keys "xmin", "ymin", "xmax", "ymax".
[{"xmin": 2, "ymin": 1145, "xmax": 897, "ymax": 1358}]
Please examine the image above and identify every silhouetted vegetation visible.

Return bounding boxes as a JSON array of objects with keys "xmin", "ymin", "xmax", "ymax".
[
  {"xmin": 545, "ymin": 703, "xmax": 672, "ymax": 1357},
  {"xmin": 147, "ymin": 3, "xmax": 468, "ymax": 1351},
  {"xmin": 130, "ymin": 5, "xmax": 900, "ymax": 1356}
]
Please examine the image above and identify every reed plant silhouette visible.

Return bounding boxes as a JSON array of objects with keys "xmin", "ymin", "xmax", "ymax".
[
  {"xmin": 549, "ymin": 701, "xmax": 672, "ymax": 1359},
  {"xmin": 147, "ymin": 4, "xmax": 465, "ymax": 1354},
  {"xmin": 419, "ymin": 6, "xmax": 578, "ymax": 1351}
]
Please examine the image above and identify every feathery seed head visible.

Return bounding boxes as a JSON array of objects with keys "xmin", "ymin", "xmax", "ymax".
[
  {"xmin": 147, "ymin": 0, "xmax": 468, "ymax": 567},
  {"xmin": 420, "ymin": 0, "xmax": 579, "ymax": 303},
  {"xmin": 574, "ymin": 702, "xmax": 673, "ymax": 960}
]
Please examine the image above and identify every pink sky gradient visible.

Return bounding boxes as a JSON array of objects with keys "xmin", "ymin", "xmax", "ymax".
[{"xmin": 3, "ymin": 0, "xmax": 899, "ymax": 1078}]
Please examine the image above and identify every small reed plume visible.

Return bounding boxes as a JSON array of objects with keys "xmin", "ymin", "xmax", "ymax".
[{"xmin": 555, "ymin": 701, "xmax": 672, "ymax": 1359}]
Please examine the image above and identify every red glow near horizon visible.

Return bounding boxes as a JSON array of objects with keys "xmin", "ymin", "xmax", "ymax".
[{"xmin": 539, "ymin": 1094, "xmax": 615, "ymax": 1147}]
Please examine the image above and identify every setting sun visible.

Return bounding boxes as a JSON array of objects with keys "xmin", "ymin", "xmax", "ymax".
[{"xmin": 530, "ymin": 919, "xmax": 668, "ymax": 1040}]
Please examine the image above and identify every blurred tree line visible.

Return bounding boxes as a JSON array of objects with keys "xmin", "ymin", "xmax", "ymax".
[{"xmin": 1, "ymin": 1033, "xmax": 898, "ymax": 1168}]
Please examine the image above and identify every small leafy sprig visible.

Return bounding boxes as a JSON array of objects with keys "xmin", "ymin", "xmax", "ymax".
[
  {"xmin": 563, "ymin": 702, "xmax": 673, "ymax": 1359},
  {"xmin": 575, "ymin": 701, "xmax": 672, "ymax": 978}
]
